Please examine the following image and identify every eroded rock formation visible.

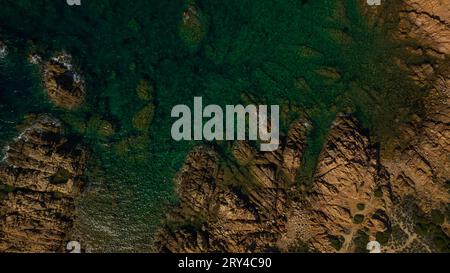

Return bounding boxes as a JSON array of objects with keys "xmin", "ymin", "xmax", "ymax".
[
  {"xmin": 378, "ymin": 0, "xmax": 450, "ymax": 252},
  {"xmin": 30, "ymin": 52, "xmax": 85, "ymax": 109},
  {"xmin": 0, "ymin": 41, "xmax": 7, "ymax": 59},
  {"xmin": 0, "ymin": 115, "xmax": 86, "ymax": 252}
]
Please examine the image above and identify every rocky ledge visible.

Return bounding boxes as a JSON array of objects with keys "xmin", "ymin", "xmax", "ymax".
[{"xmin": 0, "ymin": 115, "xmax": 86, "ymax": 252}]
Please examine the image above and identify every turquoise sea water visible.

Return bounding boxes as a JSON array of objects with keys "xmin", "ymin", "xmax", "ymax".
[{"xmin": 0, "ymin": 0, "xmax": 427, "ymax": 251}]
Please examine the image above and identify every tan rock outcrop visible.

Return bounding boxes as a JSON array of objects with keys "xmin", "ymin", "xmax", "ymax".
[
  {"xmin": 31, "ymin": 52, "xmax": 85, "ymax": 109},
  {"xmin": 397, "ymin": 0, "xmax": 450, "ymax": 55},
  {"xmin": 382, "ymin": 0, "xmax": 450, "ymax": 213},
  {"xmin": 0, "ymin": 41, "xmax": 7, "ymax": 59},
  {"xmin": 0, "ymin": 115, "xmax": 86, "ymax": 252}
]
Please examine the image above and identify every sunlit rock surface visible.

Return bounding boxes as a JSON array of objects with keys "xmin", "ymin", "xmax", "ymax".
[
  {"xmin": 0, "ymin": 116, "xmax": 86, "ymax": 252},
  {"xmin": 30, "ymin": 52, "xmax": 85, "ymax": 110}
]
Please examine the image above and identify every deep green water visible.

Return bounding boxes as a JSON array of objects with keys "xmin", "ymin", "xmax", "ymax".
[{"xmin": 0, "ymin": 0, "xmax": 427, "ymax": 251}]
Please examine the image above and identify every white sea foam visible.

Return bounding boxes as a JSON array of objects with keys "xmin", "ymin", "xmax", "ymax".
[{"xmin": 0, "ymin": 41, "xmax": 7, "ymax": 59}]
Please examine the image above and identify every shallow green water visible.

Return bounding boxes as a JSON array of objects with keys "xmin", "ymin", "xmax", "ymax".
[{"xmin": 0, "ymin": 0, "xmax": 426, "ymax": 251}]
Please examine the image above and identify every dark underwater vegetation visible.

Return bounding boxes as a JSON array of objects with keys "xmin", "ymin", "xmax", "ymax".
[{"xmin": 0, "ymin": 0, "xmax": 428, "ymax": 251}]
